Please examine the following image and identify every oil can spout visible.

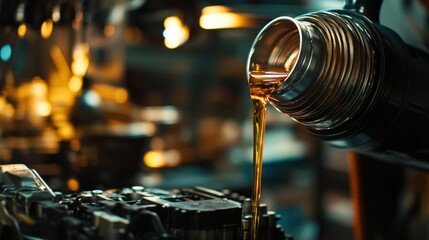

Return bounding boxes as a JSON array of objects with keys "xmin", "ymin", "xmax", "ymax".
[{"xmin": 247, "ymin": 8, "xmax": 429, "ymax": 169}]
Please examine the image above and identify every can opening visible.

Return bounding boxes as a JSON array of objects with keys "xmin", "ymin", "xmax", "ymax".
[{"xmin": 247, "ymin": 17, "xmax": 300, "ymax": 84}]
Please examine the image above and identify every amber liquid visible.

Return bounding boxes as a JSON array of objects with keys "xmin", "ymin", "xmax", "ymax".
[{"xmin": 248, "ymin": 71, "xmax": 288, "ymax": 239}]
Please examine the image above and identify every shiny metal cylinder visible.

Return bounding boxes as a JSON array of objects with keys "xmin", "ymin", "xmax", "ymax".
[{"xmin": 247, "ymin": 10, "xmax": 429, "ymax": 167}]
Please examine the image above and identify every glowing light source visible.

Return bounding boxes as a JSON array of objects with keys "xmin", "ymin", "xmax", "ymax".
[
  {"xmin": 114, "ymin": 88, "xmax": 128, "ymax": 103},
  {"xmin": 41, "ymin": 20, "xmax": 53, "ymax": 39},
  {"xmin": 16, "ymin": 3, "xmax": 25, "ymax": 22},
  {"xmin": 35, "ymin": 101, "xmax": 52, "ymax": 117},
  {"xmin": 31, "ymin": 78, "xmax": 48, "ymax": 96},
  {"xmin": 199, "ymin": 6, "xmax": 253, "ymax": 29},
  {"xmin": 71, "ymin": 59, "xmax": 89, "ymax": 77},
  {"xmin": 73, "ymin": 44, "xmax": 89, "ymax": 60},
  {"xmin": 0, "ymin": 44, "xmax": 12, "ymax": 62},
  {"xmin": 202, "ymin": 5, "xmax": 231, "ymax": 14},
  {"xmin": 0, "ymin": 97, "xmax": 5, "ymax": 112},
  {"xmin": 18, "ymin": 23, "xmax": 27, "ymax": 37},
  {"xmin": 163, "ymin": 16, "xmax": 189, "ymax": 49},
  {"xmin": 67, "ymin": 178, "xmax": 80, "ymax": 191},
  {"xmin": 3, "ymin": 104, "xmax": 15, "ymax": 118},
  {"xmin": 143, "ymin": 149, "xmax": 181, "ymax": 168},
  {"xmin": 57, "ymin": 123, "xmax": 74, "ymax": 139},
  {"xmin": 68, "ymin": 76, "xmax": 83, "ymax": 92},
  {"xmin": 83, "ymin": 90, "xmax": 101, "ymax": 107},
  {"xmin": 0, "ymin": 97, "xmax": 13, "ymax": 118},
  {"xmin": 92, "ymin": 84, "xmax": 128, "ymax": 103},
  {"xmin": 140, "ymin": 106, "xmax": 179, "ymax": 124},
  {"xmin": 52, "ymin": 6, "xmax": 61, "ymax": 22},
  {"xmin": 71, "ymin": 44, "xmax": 90, "ymax": 77},
  {"xmin": 144, "ymin": 151, "xmax": 165, "ymax": 168}
]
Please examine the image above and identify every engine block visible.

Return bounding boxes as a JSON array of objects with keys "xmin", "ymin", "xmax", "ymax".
[{"xmin": 0, "ymin": 164, "xmax": 292, "ymax": 240}]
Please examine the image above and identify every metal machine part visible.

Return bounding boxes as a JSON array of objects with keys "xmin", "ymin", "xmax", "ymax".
[
  {"xmin": 0, "ymin": 164, "xmax": 291, "ymax": 240},
  {"xmin": 247, "ymin": 6, "xmax": 429, "ymax": 169}
]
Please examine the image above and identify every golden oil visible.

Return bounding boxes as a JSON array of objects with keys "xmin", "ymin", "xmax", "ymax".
[{"xmin": 248, "ymin": 70, "xmax": 288, "ymax": 239}]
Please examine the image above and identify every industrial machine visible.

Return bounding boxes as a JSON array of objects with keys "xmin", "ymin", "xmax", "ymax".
[
  {"xmin": 0, "ymin": 0, "xmax": 428, "ymax": 239},
  {"xmin": 0, "ymin": 164, "xmax": 291, "ymax": 239}
]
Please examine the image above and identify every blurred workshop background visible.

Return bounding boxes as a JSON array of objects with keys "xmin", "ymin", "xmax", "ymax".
[{"xmin": 0, "ymin": 0, "xmax": 428, "ymax": 239}]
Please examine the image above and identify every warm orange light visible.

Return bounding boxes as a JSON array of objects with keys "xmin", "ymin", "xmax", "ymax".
[
  {"xmin": 0, "ymin": 97, "xmax": 5, "ymax": 112},
  {"xmin": 199, "ymin": 6, "xmax": 253, "ymax": 29},
  {"xmin": 50, "ymin": 45, "xmax": 71, "ymax": 81},
  {"xmin": 35, "ymin": 101, "xmax": 52, "ymax": 117},
  {"xmin": 0, "ymin": 97, "xmax": 14, "ymax": 118},
  {"xmin": 200, "ymin": 12, "xmax": 250, "ymax": 29},
  {"xmin": 71, "ymin": 59, "xmax": 89, "ymax": 77},
  {"xmin": 144, "ymin": 151, "xmax": 165, "ymax": 168},
  {"xmin": 41, "ymin": 20, "xmax": 53, "ymax": 39},
  {"xmin": 143, "ymin": 150, "xmax": 181, "ymax": 168},
  {"xmin": 68, "ymin": 76, "xmax": 83, "ymax": 93},
  {"xmin": 17, "ymin": 23, "xmax": 27, "ymax": 38},
  {"xmin": 57, "ymin": 123, "xmax": 74, "ymax": 139},
  {"xmin": 114, "ymin": 88, "xmax": 128, "ymax": 103},
  {"xmin": 104, "ymin": 24, "xmax": 116, "ymax": 37},
  {"xmin": 51, "ymin": 112, "xmax": 67, "ymax": 122},
  {"xmin": 3, "ymin": 104, "xmax": 15, "ymax": 118},
  {"xmin": 201, "ymin": 5, "xmax": 231, "ymax": 15},
  {"xmin": 71, "ymin": 44, "xmax": 90, "ymax": 77},
  {"xmin": 92, "ymin": 84, "xmax": 130, "ymax": 103},
  {"xmin": 73, "ymin": 44, "xmax": 88, "ymax": 60},
  {"xmin": 31, "ymin": 78, "xmax": 48, "ymax": 97},
  {"xmin": 163, "ymin": 16, "xmax": 189, "ymax": 49},
  {"xmin": 67, "ymin": 178, "xmax": 80, "ymax": 191}
]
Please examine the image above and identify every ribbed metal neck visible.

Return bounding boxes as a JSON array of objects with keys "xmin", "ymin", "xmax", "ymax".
[{"xmin": 248, "ymin": 10, "xmax": 385, "ymax": 137}]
